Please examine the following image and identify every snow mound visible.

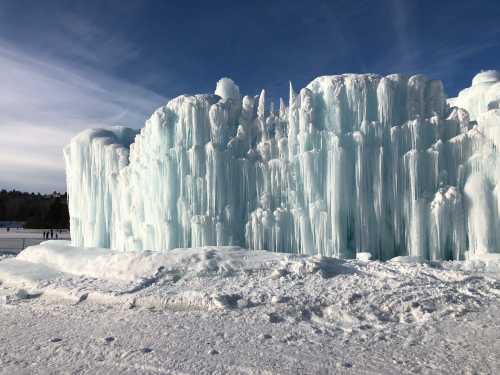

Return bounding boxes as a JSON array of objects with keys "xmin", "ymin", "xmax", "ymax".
[
  {"xmin": 389, "ymin": 256, "xmax": 426, "ymax": 264},
  {"xmin": 356, "ymin": 252, "xmax": 372, "ymax": 261},
  {"xmin": 17, "ymin": 241, "xmax": 283, "ymax": 282},
  {"xmin": 2, "ymin": 243, "xmax": 500, "ymax": 331},
  {"xmin": 443, "ymin": 253, "xmax": 500, "ymax": 274}
]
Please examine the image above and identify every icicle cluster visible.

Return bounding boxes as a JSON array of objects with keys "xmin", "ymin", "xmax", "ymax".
[{"xmin": 64, "ymin": 72, "xmax": 500, "ymax": 260}]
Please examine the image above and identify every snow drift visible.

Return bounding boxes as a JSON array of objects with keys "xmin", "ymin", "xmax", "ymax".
[
  {"xmin": 64, "ymin": 72, "xmax": 500, "ymax": 260},
  {"xmin": 15, "ymin": 240, "xmax": 281, "ymax": 282},
  {"xmin": 2, "ymin": 242, "xmax": 500, "ymax": 326}
]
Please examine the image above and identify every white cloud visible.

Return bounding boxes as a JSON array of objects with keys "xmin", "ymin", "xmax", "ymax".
[{"xmin": 0, "ymin": 41, "xmax": 166, "ymax": 193}]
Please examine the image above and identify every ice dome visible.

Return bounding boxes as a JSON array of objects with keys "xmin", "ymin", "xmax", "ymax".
[
  {"xmin": 448, "ymin": 70, "xmax": 500, "ymax": 120},
  {"xmin": 472, "ymin": 70, "xmax": 500, "ymax": 86},
  {"xmin": 215, "ymin": 77, "xmax": 241, "ymax": 102}
]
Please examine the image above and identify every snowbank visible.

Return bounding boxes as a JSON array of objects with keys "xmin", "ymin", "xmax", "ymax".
[
  {"xmin": 460, "ymin": 253, "xmax": 500, "ymax": 273},
  {"xmin": 1, "ymin": 243, "xmax": 499, "ymax": 328},
  {"xmin": 16, "ymin": 241, "xmax": 285, "ymax": 282}
]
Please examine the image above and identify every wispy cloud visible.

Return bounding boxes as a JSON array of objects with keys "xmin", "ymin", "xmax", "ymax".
[
  {"xmin": 0, "ymin": 41, "xmax": 166, "ymax": 193},
  {"xmin": 375, "ymin": 0, "xmax": 500, "ymax": 94},
  {"xmin": 42, "ymin": 11, "xmax": 142, "ymax": 68},
  {"xmin": 388, "ymin": 0, "xmax": 417, "ymax": 69}
]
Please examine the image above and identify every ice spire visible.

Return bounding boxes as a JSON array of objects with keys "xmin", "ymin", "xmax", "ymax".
[
  {"xmin": 258, "ymin": 89, "xmax": 266, "ymax": 119},
  {"xmin": 289, "ymin": 81, "xmax": 297, "ymax": 109}
]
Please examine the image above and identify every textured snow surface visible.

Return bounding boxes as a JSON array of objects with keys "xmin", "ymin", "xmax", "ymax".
[
  {"xmin": 3, "ymin": 243, "xmax": 500, "ymax": 322},
  {"xmin": 65, "ymin": 71, "xmax": 500, "ymax": 260},
  {"xmin": 15, "ymin": 240, "xmax": 280, "ymax": 283},
  {"xmin": 1, "ymin": 244, "xmax": 500, "ymax": 373}
]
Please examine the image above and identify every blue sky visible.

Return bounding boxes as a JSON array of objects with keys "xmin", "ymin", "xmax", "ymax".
[{"xmin": 0, "ymin": 0, "xmax": 499, "ymax": 192}]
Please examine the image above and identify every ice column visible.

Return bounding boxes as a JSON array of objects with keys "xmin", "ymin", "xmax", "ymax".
[{"xmin": 65, "ymin": 72, "xmax": 500, "ymax": 260}]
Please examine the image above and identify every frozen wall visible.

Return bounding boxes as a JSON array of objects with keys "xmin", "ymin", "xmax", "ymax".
[
  {"xmin": 64, "ymin": 72, "xmax": 500, "ymax": 260},
  {"xmin": 64, "ymin": 127, "xmax": 138, "ymax": 248}
]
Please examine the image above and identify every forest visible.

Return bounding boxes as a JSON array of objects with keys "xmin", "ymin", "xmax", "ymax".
[{"xmin": 0, "ymin": 190, "xmax": 69, "ymax": 229}]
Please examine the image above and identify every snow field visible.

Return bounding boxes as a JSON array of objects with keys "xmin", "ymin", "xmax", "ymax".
[
  {"xmin": 1, "ymin": 243, "xmax": 500, "ymax": 373},
  {"xmin": 1, "ymin": 243, "xmax": 499, "ymax": 332}
]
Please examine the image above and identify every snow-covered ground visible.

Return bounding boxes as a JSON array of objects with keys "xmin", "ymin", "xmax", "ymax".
[
  {"xmin": 1, "ymin": 242, "xmax": 500, "ymax": 374},
  {"xmin": 0, "ymin": 228, "xmax": 70, "ymax": 239},
  {"xmin": 0, "ymin": 229, "xmax": 70, "ymax": 255}
]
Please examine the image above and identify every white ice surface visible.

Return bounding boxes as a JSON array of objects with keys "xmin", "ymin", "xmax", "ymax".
[
  {"xmin": 448, "ymin": 70, "xmax": 500, "ymax": 120},
  {"xmin": 64, "ymin": 71, "xmax": 500, "ymax": 260}
]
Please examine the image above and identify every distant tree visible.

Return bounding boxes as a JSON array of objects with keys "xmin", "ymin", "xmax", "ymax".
[
  {"xmin": 0, "ymin": 189, "xmax": 69, "ymax": 229},
  {"xmin": 44, "ymin": 197, "xmax": 70, "ymax": 228}
]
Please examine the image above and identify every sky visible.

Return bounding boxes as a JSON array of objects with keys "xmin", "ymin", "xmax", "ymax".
[{"xmin": 0, "ymin": 0, "xmax": 499, "ymax": 193}]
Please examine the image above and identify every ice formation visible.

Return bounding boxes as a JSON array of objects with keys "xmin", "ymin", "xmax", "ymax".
[
  {"xmin": 64, "ymin": 72, "xmax": 500, "ymax": 260},
  {"xmin": 448, "ymin": 70, "xmax": 500, "ymax": 120}
]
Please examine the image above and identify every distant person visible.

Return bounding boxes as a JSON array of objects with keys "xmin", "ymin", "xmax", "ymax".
[
  {"xmin": 50, "ymin": 229, "xmax": 54, "ymax": 239},
  {"xmin": 6, "ymin": 227, "xmax": 9, "ymax": 232},
  {"xmin": 55, "ymin": 233, "xmax": 58, "ymax": 240}
]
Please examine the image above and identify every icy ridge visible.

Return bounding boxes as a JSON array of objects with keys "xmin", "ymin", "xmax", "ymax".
[{"xmin": 64, "ymin": 72, "xmax": 500, "ymax": 260}]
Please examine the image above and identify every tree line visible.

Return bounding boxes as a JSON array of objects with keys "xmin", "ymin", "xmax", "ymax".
[{"xmin": 0, "ymin": 190, "xmax": 69, "ymax": 229}]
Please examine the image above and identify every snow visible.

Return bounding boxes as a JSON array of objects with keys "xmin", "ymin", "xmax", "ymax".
[
  {"xmin": 0, "ymin": 229, "xmax": 71, "ymax": 255},
  {"xmin": 14, "ymin": 240, "xmax": 280, "ymax": 283},
  {"xmin": 0, "ymin": 291, "xmax": 498, "ymax": 374},
  {"xmin": 459, "ymin": 252, "xmax": 500, "ymax": 273},
  {"xmin": 0, "ymin": 228, "xmax": 70, "ymax": 239},
  {"xmin": 448, "ymin": 70, "xmax": 500, "ymax": 120},
  {"xmin": 3, "ymin": 242, "xmax": 500, "ymax": 321},
  {"xmin": 1, "ymin": 243, "xmax": 500, "ymax": 373},
  {"xmin": 64, "ymin": 71, "xmax": 500, "ymax": 260},
  {"xmin": 356, "ymin": 251, "xmax": 372, "ymax": 261}
]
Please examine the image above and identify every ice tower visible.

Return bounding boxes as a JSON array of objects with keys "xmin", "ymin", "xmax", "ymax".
[{"xmin": 64, "ymin": 71, "xmax": 500, "ymax": 260}]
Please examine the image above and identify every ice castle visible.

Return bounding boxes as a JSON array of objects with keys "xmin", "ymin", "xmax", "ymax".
[{"xmin": 64, "ymin": 71, "xmax": 500, "ymax": 260}]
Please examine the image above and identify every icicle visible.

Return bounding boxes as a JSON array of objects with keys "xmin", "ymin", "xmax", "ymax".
[
  {"xmin": 279, "ymin": 98, "xmax": 287, "ymax": 119},
  {"xmin": 65, "ymin": 72, "xmax": 500, "ymax": 261}
]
